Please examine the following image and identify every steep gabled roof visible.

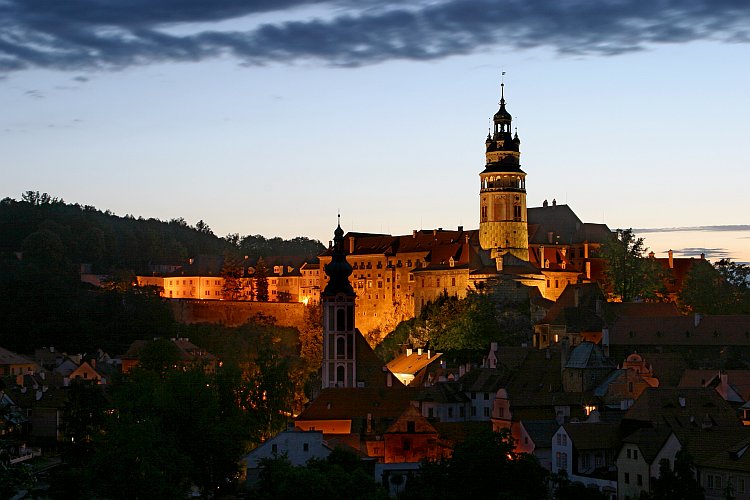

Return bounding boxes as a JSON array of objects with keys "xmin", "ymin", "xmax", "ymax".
[
  {"xmin": 563, "ymin": 421, "xmax": 621, "ymax": 450},
  {"xmin": 565, "ymin": 342, "xmax": 615, "ymax": 370},
  {"xmin": 621, "ymin": 427, "xmax": 675, "ymax": 464},
  {"xmin": 521, "ymin": 420, "xmax": 559, "ymax": 449},
  {"xmin": 460, "ymin": 367, "xmax": 511, "ymax": 394},
  {"xmin": 414, "ymin": 382, "xmax": 470, "ymax": 404},
  {"xmin": 624, "ymin": 387, "xmax": 742, "ymax": 429}
]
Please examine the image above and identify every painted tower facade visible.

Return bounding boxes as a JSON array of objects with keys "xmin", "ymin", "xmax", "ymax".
[
  {"xmin": 479, "ymin": 83, "xmax": 529, "ymax": 261},
  {"xmin": 321, "ymin": 221, "xmax": 357, "ymax": 388}
]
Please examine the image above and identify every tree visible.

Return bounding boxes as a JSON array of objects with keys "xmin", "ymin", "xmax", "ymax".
[
  {"xmin": 195, "ymin": 219, "xmax": 213, "ymax": 235},
  {"xmin": 647, "ymin": 449, "xmax": 704, "ymax": 500},
  {"xmin": 602, "ymin": 229, "xmax": 667, "ymax": 302},
  {"xmin": 221, "ymin": 251, "xmax": 244, "ymax": 300},
  {"xmin": 402, "ymin": 427, "xmax": 548, "ymax": 499},
  {"xmin": 254, "ymin": 449, "xmax": 388, "ymax": 500},
  {"xmin": 61, "ymin": 380, "xmax": 108, "ymax": 466},
  {"xmin": 680, "ymin": 258, "xmax": 749, "ymax": 314},
  {"xmin": 255, "ymin": 256, "xmax": 270, "ymax": 302}
]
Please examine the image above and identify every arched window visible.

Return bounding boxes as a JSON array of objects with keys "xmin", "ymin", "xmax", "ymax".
[
  {"xmin": 336, "ymin": 336, "xmax": 345, "ymax": 358},
  {"xmin": 336, "ymin": 308, "xmax": 345, "ymax": 331},
  {"xmin": 336, "ymin": 365, "xmax": 345, "ymax": 386}
]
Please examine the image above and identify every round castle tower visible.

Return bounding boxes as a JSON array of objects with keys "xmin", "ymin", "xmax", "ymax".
[{"xmin": 479, "ymin": 83, "xmax": 529, "ymax": 261}]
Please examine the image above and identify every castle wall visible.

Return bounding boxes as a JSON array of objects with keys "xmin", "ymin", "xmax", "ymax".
[{"xmin": 169, "ymin": 299, "xmax": 305, "ymax": 328}]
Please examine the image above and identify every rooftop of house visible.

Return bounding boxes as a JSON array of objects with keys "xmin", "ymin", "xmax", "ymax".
[
  {"xmin": 624, "ymin": 387, "xmax": 743, "ymax": 429},
  {"xmin": 296, "ymin": 386, "xmax": 419, "ymax": 434},
  {"xmin": 527, "ymin": 204, "xmax": 612, "ymax": 246},
  {"xmin": 678, "ymin": 369, "xmax": 750, "ymax": 402},
  {"xmin": 608, "ymin": 314, "xmax": 750, "ymax": 346},
  {"xmin": 386, "ymin": 350, "xmax": 442, "ymax": 377},
  {"xmin": 413, "ymin": 381, "xmax": 470, "ymax": 405},
  {"xmin": 562, "ymin": 421, "xmax": 621, "ymax": 450},
  {"xmin": 565, "ymin": 342, "xmax": 615, "ymax": 370},
  {"xmin": 521, "ymin": 419, "xmax": 559, "ymax": 449},
  {"xmin": 459, "ymin": 367, "xmax": 512, "ymax": 394},
  {"xmin": 539, "ymin": 283, "xmax": 605, "ymax": 330},
  {"xmin": 621, "ymin": 427, "xmax": 675, "ymax": 464},
  {"xmin": 673, "ymin": 427, "xmax": 750, "ymax": 472},
  {"xmin": 0, "ymin": 347, "xmax": 36, "ymax": 367}
]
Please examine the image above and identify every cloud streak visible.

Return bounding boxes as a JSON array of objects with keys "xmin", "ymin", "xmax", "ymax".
[
  {"xmin": 635, "ymin": 225, "xmax": 750, "ymax": 233},
  {"xmin": 1, "ymin": 0, "xmax": 749, "ymax": 73}
]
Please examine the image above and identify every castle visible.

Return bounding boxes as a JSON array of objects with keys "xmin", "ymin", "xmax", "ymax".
[{"xmin": 318, "ymin": 83, "xmax": 612, "ymax": 339}]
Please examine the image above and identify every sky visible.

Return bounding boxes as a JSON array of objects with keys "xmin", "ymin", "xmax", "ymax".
[{"xmin": 2, "ymin": 0, "xmax": 749, "ymax": 263}]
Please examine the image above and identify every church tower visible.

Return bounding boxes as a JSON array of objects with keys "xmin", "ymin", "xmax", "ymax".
[
  {"xmin": 321, "ymin": 218, "xmax": 357, "ymax": 388},
  {"xmin": 479, "ymin": 82, "xmax": 529, "ymax": 261}
]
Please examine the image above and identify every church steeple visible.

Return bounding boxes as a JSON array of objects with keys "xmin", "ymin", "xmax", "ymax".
[
  {"xmin": 322, "ymin": 216, "xmax": 355, "ymax": 298},
  {"xmin": 321, "ymin": 218, "xmax": 357, "ymax": 388},
  {"xmin": 479, "ymin": 82, "xmax": 529, "ymax": 261}
]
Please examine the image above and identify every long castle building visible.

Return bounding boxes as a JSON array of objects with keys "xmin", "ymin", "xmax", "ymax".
[{"xmin": 318, "ymin": 83, "xmax": 612, "ymax": 340}]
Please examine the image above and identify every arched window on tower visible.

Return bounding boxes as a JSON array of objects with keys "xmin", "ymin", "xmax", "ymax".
[
  {"xmin": 336, "ymin": 365, "xmax": 345, "ymax": 386},
  {"xmin": 336, "ymin": 308, "xmax": 345, "ymax": 331},
  {"xmin": 336, "ymin": 336, "xmax": 345, "ymax": 359},
  {"xmin": 514, "ymin": 204, "xmax": 521, "ymax": 221}
]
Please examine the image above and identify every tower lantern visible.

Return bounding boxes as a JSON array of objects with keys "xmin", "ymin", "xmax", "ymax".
[{"xmin": 479, "ymin": 82, "xmax": 529, "ymax": 261}]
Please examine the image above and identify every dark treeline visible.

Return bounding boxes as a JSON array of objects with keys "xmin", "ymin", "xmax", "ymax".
[
  {"xmin": 0, "ymin": 192, "xmax": 324, "ymax": 354},
  {"xmin": 1, "ymin": 191, "xmax": 323, "ymax": 274}
]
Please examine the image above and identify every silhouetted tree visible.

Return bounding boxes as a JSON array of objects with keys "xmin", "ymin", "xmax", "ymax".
[
  {"xmin": 602, "ymin": 228, "xmax": 667, "ymax": 302},
  {"xmin": 680, "ymin": 258, "xmax": 750, "ymax": 314},
  {"xmin": 402, "ymin": 427, "xmax": 548, "ymax": 499}
]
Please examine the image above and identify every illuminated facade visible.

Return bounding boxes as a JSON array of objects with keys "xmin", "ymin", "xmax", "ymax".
[{"xmin": 317, "ymin": 84, "xmax": 612, "ymax": 339}]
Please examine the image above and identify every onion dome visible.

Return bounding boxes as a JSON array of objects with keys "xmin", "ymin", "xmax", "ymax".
[{"xmin": 322, "ymin": 218, "xmax": 355, "ymax": 297}]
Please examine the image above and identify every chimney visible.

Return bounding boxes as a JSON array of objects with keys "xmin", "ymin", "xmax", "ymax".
[
  {"xmin": 700, "ymin": 253, "xmax": 705, "ymax": 260},
  {"xmin": 552, "ymin": 198, "xmax": 557, "ymax": 206},
  {"xmin": 427, "ymin": 350, "xmax": 432, "ymax": 359},
  {"xmin": 417, "ymin": 348, "xmax": 423, "ymax": 356},
  {"xmin": 458, "ymin": 225, "xmax": 464, "ymax": 232},
  {"xmin": 668, "ymin": 249, "xmax": 674, "ymax": 269},
  {"xmin": 406, "ymin": 348, "xmax": 413, "ymax": 357},
  {"xmin": 349, "ymin": 236, "xmax": 355, "ymax": 254},
  {"xmin": 413, "ymin": 230, "xmax": 417, "ymax": 238},
  {"xmin": 543, "ymin": 199, "xmax": 548, "ymax": 207}
]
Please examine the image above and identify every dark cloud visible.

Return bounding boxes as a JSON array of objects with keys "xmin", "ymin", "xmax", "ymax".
[
  {"xmin": 636, "ymin": 225, "xmax": 750, "ymax": 233},
  {"xmin": 24, "ymin": 89, "xmax": 44, "ymax": 99},
  {"xmin": 1, "ymin": 0, "xmax": 749, "ymax": 73},
  {"xmin": 669, "ymin": 247, "xmax": 733, "ymax": 259}
]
